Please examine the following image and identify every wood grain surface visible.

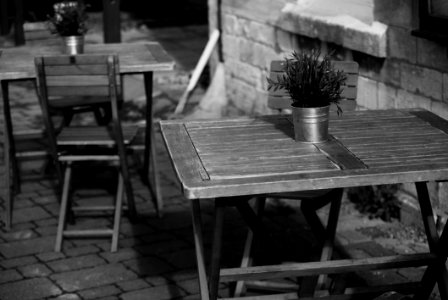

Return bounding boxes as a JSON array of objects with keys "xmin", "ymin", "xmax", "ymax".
[{"xmin": 160, "ymin": 109, "xmax": 448, "ymax": 199}]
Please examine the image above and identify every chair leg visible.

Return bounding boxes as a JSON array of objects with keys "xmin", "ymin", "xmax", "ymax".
[
  {"xmin": 111, "ymin": 173, "xmax": 124, "ymax": 252},
  {"xmin": 55, "ymin": 163, "xmax": 72, "ymax": 252},
  {"xmin": 300, "ymin": 188, "xmax": 344, "ymax": 294},
  {"xmin": 2, "ymin": 80, "xmax": 18, "ymax": 230},
  {"xmin": 317, "ymin": 193, "xmax": 342, "ymax": 290},
  {"xmin": 234, "ymin": 197, "xmax": 266, "ymax": 297},
  {"xmin": 4, "ymin": 165, "xmax": 12, "ymax": 230},
  {"xmin": 150, "ymin": 123, "xmax": 164, "ymax": 218}
]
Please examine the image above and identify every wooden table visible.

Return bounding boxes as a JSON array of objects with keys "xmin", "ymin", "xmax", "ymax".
[
  {"xmin": 0, "ymin": 42, "xmax": 175, "ymax": 229},
  {"xmin": 160, "ymin": 109, "xmax": 448, "ymax": 300}
]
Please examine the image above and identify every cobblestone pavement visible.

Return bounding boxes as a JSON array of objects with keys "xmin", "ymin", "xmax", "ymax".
[{"xmin": 0, "ymin": 17, "xmax": 442, "ymax": 300}]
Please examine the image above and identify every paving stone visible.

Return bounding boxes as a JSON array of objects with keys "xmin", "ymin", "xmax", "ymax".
[
  {"xmin": 35, "ymin": 225, "xmax": 58, "ymax": 236},
  {"xmin": 357, "ymin": 269, "xmax": 407, "ymax": 286},
  {"xmin": 33, "ymin": 194, "xmax": 59, "ymax": 205},
  {"xmin": 163, "ymin": 248, "xmax": 198, "ymax": 269},
  {"xmin": 19, "ymin": 263, "xmax": 52, "ymax": 277},
  {"xmin": 48, "ymin": 254, "xmax": 107, "ymax": 272},
  {"xmin": 0, "ymin": 236, "xmax": 54, "ymax": 258},
  {"xmin": 51, "ymin": 293, "xmax": 82, "ymax": 300},
  {"xmin": 0, "ymin": 277, "xmax": 61, "ymax": 300},
  {"xmin": 135, "ymin": 238, "xmax": 191, "ymax": 256},
  {"xmin": 0, "ymin": 269, "xmax": 23, "ymax": 284},
  {"xmin": 78, "ymin": 284, "xmax": 121, "ymax": 299},
  {"xmin": 1, "ymin": 255, "xmax": 38, "ymax": 268},
  {"xmin": 164, "ymin": 269, "xmax": 198, "ymax": 282},
  {"xmin": 397, "ymin": 267, "xmax": 425, "ymax": 282},
  {"xmin": 138, "ymin": 232, "xmax": 174, "ymax": 245},
  {"xmin": 13, "ymin": 198, "xmax": 35, "ymax": 209},
  {"xmin": 352, "ymin": 241, "xmax": 396, "ymax": 257},
  {"xmin": 144, "ymin": 275, "xmax": 172, "ymax": 287},
  {"xmin": 123, "ymin": 256, "xmax": 174, "ymax": 277},
  {"xmin": 35, "ymin": 217, "xmax": 58, "ymax": 227},
  {"xmin": 100, "ymin": 248, "xmax": 141, "ymax": 263},
  {"xmin": 51, "ymin": 264, "xmax": 138, "ymax": 292},
  {"xmin": 0, "ymin": 229, "xmax": 36, "ymax": 241},
  {"xmin": 120, "ymin": 284, "xmax": 187, "ymax": 300},
  {"xmin": 337, "ymin": 229, "xmax": 372, "ymax": 245},
  {"xmin": 175, "ymin": 278, "xmax": 200, "ymax": 295},
  {"xmin": 21, "ymin": 182, "xmax": 47, "ymax": 193},
  {"xmin": 36, "ymin": 251, "xmax": 65, "ymax": 262},
  {"xmin": 13, "ymin": 206, "xmax": 51, "ymax": 224},
  {"xmin": 119, "ymin": 223, "xmax": 154, "ymax": 237},
  {"xmin": 64, "ymin": 245, "xmax": 100, "ymax": 257},
  {"xmin": 116, "ymin": 278, "xmax": 151, "ymax": 291},
  {"xmin": 178, "ymin": 294, "xmax": 201, "ymax": 300},
  {"xmin": 8, "ymin": 222, "xmax": 36, "ymax": 231}
]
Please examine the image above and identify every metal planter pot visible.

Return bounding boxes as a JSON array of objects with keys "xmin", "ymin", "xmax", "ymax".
[
  {"xmin": 291, "ymin": 105, "xmax": 330, "ymax": 143},
  {"xmin": 63, "ymin": 35, "xmax": 85, "ymax": 55}
]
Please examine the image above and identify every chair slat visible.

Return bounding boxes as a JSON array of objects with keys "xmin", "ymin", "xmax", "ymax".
[
  {"xmin": 269, "ymin": 72, "xmax": 358, "ymax": 86},
  {"xmin": 39, "ymin": 54, "xmax": 112, "ymax": 65},
  {"xmin": 57, "ymin": 126, "xmax": 137, "ymax": 145},
  {"xmin": 47, "ymin": 86, "xmax": 110, "ymax": 97},
  {"xmin": 270, "ymin": 60, "xmax": 359, "ymax": 73},
  {"xmin": 44, "ymin": 64, "xmax": 109, "ymax": 76},
  {"xmin": 46, "ymin": 75, "xmax": 110, "ymax": 87}
]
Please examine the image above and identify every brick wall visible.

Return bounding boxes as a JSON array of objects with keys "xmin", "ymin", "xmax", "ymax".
[{"xmin": 208, "ymin": 0, "xmax": 448, "ymax": 218}]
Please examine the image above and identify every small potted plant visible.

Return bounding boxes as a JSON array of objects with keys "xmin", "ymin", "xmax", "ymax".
[
  {"xmin": 48, "ymin": 1, "xmax": 89, "ymax": 54},
  {"xmin": 267, "ymin": 50, "xmax": 347, "ymax": 143}
]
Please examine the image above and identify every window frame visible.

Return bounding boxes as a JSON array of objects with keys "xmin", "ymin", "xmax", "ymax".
[{"xmin": 412, "ymin": 0, "xmax": 448, "ymax": 43}]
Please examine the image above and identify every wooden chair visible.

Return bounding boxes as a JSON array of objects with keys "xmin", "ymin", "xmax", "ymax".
[
  {"xmin": 233, "ymin": 60, "xmax": 359, "ymax": 297},
  {"xmin": 3, "ymin": 62, "xmax": 120, "ymax": 232},
  {"xmin": 34, "ymin": 54, "xmax": 137, "ymax": 252}
]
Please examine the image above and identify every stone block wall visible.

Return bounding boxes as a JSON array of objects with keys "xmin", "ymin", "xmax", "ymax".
[{"xmin": 208, "ymin": 0, "xmax": 448, "ymax": 218}]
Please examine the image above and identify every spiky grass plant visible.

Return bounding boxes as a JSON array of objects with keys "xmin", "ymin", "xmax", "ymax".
[
  {"xmin": 267, "ymin": 50, "xmax": 347, "ymax": 114},
  {"xmin": 48, "ymin": 1, "xmax": 88, "ymax": 37}
]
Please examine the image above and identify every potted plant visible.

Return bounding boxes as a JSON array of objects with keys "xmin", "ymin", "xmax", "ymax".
[
  {"xmin": 48, "ymin": 1, "xmax": 89, "ymax": 54},
  {"xmin": 267, "ymin": 50, "xmax": 347, "ymax": 143}
]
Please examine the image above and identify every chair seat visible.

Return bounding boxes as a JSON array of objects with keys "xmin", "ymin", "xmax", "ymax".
[{"xmin": 57, "ymin": 125, "xmax": 138, "ymax": 146}]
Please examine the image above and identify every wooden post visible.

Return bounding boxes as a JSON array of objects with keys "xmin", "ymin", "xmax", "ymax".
[
  {"xmin": 102, "ymin": 0, "xmax": 121, "ymax": 43},
  {"xmin": 1, "ymin": 0, "xmax": 9, "ymax": 35},
  {"xmin": 13, "ymin": 0, "xmax": 25, "ymax": 45}
]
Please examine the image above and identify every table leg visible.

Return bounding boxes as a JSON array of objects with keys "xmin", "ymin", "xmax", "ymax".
[
  {"xmin": 413, "ymin": 223, "xmax": 448, "ymax": 300},
  {"xmin": 413, "ymin": 182, "xmax": 448, "ymax": 300},
  {"xmin": 209, "ymin": 202, "xmax": 225, "ymax": 300},
  {"xmin": 1, "ymin": 80, "xmax": 18, "ymax": 230},
  {"xmin": 191, "ymin": 199, "xmax": 211, "ymax": 300},
  {"xmin": 143, "ymin": 72, "xmax": 163, "ymax": 217}
]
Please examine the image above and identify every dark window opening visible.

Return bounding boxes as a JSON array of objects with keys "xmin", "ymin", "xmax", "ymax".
[{"xmin": 412, "ymin": 0, "xmax": 448, "ymax": 43}]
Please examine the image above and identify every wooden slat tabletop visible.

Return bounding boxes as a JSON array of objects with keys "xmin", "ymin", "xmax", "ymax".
[
  {"xmin": 160, "ymin": 109, "xmax": 448, "ymax": 200},
  {"xmin": 0, "ymin": 42, "xmax": 175, "ymax": 80}
]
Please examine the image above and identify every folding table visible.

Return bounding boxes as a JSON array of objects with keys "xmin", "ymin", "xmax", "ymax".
[
  {"xmin": 0, "ymin": 42, "xmax": 175, "ymax": 228},
  {"xmin": 160, "ymin": 109, "xmax": 448, "ymax": 300}
]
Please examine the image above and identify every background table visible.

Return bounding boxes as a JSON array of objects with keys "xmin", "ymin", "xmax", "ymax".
[
  {"xmin": 1, "ymin": 42, "xmax": 175, "ymax": 229},
  {"xmin": 160, "ymin": 109, "xmax": 448, "ymax": 300}
]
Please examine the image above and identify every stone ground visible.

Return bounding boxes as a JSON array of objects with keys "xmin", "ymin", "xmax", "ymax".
[{"xmin": 0, "ymin": 14, "xmax": 442, "ymax": 300}]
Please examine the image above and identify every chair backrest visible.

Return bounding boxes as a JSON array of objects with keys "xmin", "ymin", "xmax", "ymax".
[
  {"xmin": 34, "ymin": 54, "xmax": 126, "ymax": 154},
  {"xmin": 267, "ymin": 60, "xmax": 359, "ymax": 112}
]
